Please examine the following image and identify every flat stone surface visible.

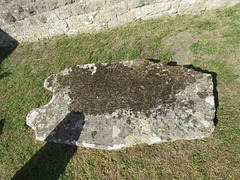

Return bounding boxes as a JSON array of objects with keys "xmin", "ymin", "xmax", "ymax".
[{"xmin": 26, "ymin": 59, "xmax": 216, "ymax": 150}]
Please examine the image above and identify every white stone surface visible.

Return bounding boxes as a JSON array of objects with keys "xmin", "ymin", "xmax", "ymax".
[{"xmin": 206, "ymin": 96, "xmax": 215, "ymax": 106}]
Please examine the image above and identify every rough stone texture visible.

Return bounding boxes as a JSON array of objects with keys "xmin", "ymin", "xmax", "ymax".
[
  {"xmin": 26, "ymin": 59, "xmax": 216, "ymax": 150},
  {"xmin": 0, "ymin": 0, "xmax": 239, "ymax": 42}
]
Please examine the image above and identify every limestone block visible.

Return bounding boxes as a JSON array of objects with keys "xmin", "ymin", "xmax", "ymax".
[
  {"xmin": 177, "ymin": 0, "xmax": 207, "ymax": 14},
  {"xmin": 127, "ymin": 0, "xmax": 155, "ymax": 9},
  {"xmin": 1, "ymin": 10, "xmax": 16, "ymax": 24},
  {"xmin": 33, "ymin": 0, "xmax": 47, "ymax": 13},
  {"xmin": 57, "ymin": 0, "xmax": 77, "ymax": 6},
  {"xmin": 84, "ymin": 0, "xmax": 105, "ymax": 12},
  {"xmin": 27, "ymin": 59, "xmax": 216, "ymax": 150},
  {"xmin": 46, "ymin": 10, "xmax": 60, "ymax": 23},
  {"xmin": 44, "ymin": 0, "xmax": 59, "ymax": 10},
  {"xmin": 79, "ymin": 24, "xmax": 96, "ymax": 34},
  {"xmin": 93, "ymin": 19, "xmax": 109, "ymax": 31},
  {"xmin": 177, "ymin": 1, "xmax": 194, "ymax": 14},
  {"xmin": 117, "ymin": 8, "xmax": 142, "ymax": 25},
  {"xmin": 48, "ymin": 28, "xmax": 65, "ymax": 39},
  {"xmin": 80, "ymin": 11, "xmax": 98, "ymax": 26},
  {"xmin": 141, "ymin": 2, "xmax": 171, "ymax": 18},
  {"xmin": 9, "ymin": 4, "xmax": 26, "ymax": 21},
  {"xmin": 0, "ymin": 0, "xmax": 9, "ymax": 6},
  {"xmin": 104, "ymin": 1, "xmax": 128, "ymax": 16},
  {"xmin": 51, "ymin": 20, "xmax": 70, "ymax": 34},
  {"xmin": 33, "ymin": 25, "xmax": 54, "ymax": 40},
  {"xmin": 106, "ymin": 0, "xmax": 125, "ymax": 5},
  {"xmin": 65, "ymin": 16, "xmax": 84, "ymax": 34},
  {"xmin": 106, "ymin": 14, "xmax": 119, "ymax": 28},
  {"xmin": 55, "ymin": 5, "xmax": 73, "ymax": 20},
  {"xmin": 70, "ymin": 2, "xmax": 87, "ymax": 16},
  {"xmin": 155, "ymin": 0, "xmax": 170, "ymax": 2},
  {"xmin": 168, "ymin": 1, "xmax": 181, "ymax": 15},
  {"xmin": 26, "ymin": 16, "xmax": 38, "ymax": 26},
  {"xmin": 18, "ymin": 0, "xmax": 36, "ymax": 5},
  {"xmin": 23, "ymin": 5, "xmax": 36, "ymax": 16},
  {"xmin": 97, "ymin": 6, "xmax": 122, "ymax": 28},
  {"xmin": 35, "ymin": 14, "xmax": 47, "ymax": 24},
  {"xmin": 141, "ymin": 12, "xmax": 168, "ymax": 21},
  {"xmin": 205, "ymin": 0, "xmax": 239, "ymax": 10}
]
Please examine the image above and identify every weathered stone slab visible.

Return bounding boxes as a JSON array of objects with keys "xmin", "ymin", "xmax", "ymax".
[{"xmin": 26, "ymin": 59, "xmax": 216, "ymax": 150}]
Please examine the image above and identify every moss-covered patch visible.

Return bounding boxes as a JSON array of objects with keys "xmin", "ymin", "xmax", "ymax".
[{"xmin": 57, "ymin": 61, "xmax": 200, "ymax": 116}]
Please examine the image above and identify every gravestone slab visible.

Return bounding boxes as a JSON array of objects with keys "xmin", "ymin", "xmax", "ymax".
[{"xmin": 26, "ymin": 59, "xmax": 216, "ymax": 150}]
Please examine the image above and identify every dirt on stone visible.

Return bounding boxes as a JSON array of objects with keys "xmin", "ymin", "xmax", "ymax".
[{"xmin": 57, "ymin": 61, "xmax": 200, "ymax": 116}]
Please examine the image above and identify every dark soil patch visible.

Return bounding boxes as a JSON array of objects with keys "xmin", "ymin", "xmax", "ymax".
[{"xmin": 57, "ymin": 61, "xmax": 201, "ymax": 116}]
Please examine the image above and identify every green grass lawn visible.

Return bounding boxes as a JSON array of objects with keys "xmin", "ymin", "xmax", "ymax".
[{"xmin": 0, "ymin": 4, "xmax": 240, "ymax": 179}]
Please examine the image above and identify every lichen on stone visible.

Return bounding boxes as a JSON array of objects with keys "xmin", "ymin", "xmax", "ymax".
[{"xmin": 57, "ymin": 61, "xmax": 201, "ymax": 117}]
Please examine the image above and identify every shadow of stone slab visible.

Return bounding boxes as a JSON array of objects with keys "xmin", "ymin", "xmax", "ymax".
[
  {"xmin": 12, "ymin": 143, "xmax": 77, "ymax": 180},
  {"xmin": 12, "ymin": 111, "xmax": 84, "ymax": 179},
  {"xmin": 0, "ymin": 28, "xmax": 19, "ymax": 80},
  {"xmin": 0, "ymin": 119, "xmax": 5, "ymax": 136},
  {"xmin": 26, "ymin": 59, "xmax": 216, "ymax": 150},
  {"xmin": 0, "ymin": 28, "xmax": 19, "ymax": 63}
]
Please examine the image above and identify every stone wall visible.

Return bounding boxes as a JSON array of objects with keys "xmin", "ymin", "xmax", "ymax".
[{"xmin": 0, "ymin": 0, "xmax": 239, "ymax": 42}]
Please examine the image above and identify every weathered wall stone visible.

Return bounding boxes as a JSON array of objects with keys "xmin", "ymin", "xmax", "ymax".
[
  {"xmin": 26, "ymin": 59, "xmax": 216, "ymax": 150},
  {"xmin": 0, "ymin": 0, "xmax": 239, "ymax": 42}
]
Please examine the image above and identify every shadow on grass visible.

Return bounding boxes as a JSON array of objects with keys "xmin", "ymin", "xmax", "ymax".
[
  {"xmin": 12, "ymin": 143, "xmax": 77, "ymax": 180},
  {"xmin": 12, "ymin": 112, "xmax": 85, "ymax": 180},
  {"xmin": 0, "ymin": 28, "xmax": 19, "ymax": 79},
  {"xmin": 167, "ymin": 61, "xmax": 219, "ymax": 126},
  {"xmin": 0, "ymin": 119, "xmax": 5, "ymax": 136}
]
